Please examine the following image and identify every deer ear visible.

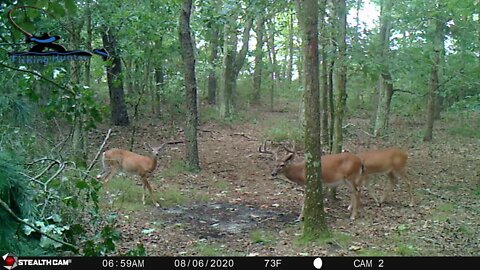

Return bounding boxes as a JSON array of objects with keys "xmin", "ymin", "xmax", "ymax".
[{"xmin": 285, "ymin": 153, "xmax": 295, "ymax": 162}]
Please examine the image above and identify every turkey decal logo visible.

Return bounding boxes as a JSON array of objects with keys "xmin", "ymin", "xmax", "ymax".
[{"xmin": 2, "ymin": 254, "xmax": 18, "ymax": 270}]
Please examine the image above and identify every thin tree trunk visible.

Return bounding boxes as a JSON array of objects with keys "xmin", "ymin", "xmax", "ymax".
[
  {"xmin": 252, "ymin": 15, "xmax": 265, "ymax": 104},
  {"xmin": 102, "ymin": 28, "xmax": 129, "ymax": 126},
  {"xmin": 373, "ymin": 0, "xmax": 394, "ymax": 137},
  {"xmin": 296, "ymin": 0, "xmax": 328, "ymax": 237},
  {"xmin": 286, "ymin": 8, "xmax": 294, "ymax": 85},
  {"xmin": 319, "ymin": 0, "xmax": 329, "ymax": 148},
  {"xmin": 207, "ymin": 28, "xmax": 219, "ymax": 105},
  {"xmin": 179, "ymin": 0, "xmax": 200, "ymax": 170},
  {"xmin": 328, "ymin": 60, "xmax": 335, "ymax": 151},
  {"xmin": 267, "ymin": 18, "xmax": 276, "ymax": 111},
  {"xmin": 424, "ymin": 13, "xmax": 444, "ymax": 142},
  {"xmin": 220, "ymin": 23, "xmax": 236, "ymax": 118},
  {"xmin": 68, "ymin": 14, "xmax": 87, "ymax": 167},
  {"xmin": 332, "ymin": 0, "xmax": 347, "ymax": 154}
]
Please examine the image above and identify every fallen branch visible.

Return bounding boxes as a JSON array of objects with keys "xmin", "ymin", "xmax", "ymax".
[
  {"xmin": 84, "ymin": 129, "xmax": 112, "ymax": 180},
  {"xmin": 342, "ymin": 123, "xmax": 376, "ymax": 138},
  {"xmin": 231, "ymin": 133, "xmax": 256, "ymax": 141},
  {"xmin": 0, "ymin": 198, "xmax": 79, "ymax": 253}
]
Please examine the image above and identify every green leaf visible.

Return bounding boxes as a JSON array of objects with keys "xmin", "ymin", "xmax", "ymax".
[
  {"xmin": 48, "ymin": 2, "xmax": 66, "ymax": 17},
  {"xmin": 65, "ymin": 0, "xmax": 78, "ymax": 15},
  {"xmin": 75, "ymin": 180, "xmax": 89, "ymax": 189}
]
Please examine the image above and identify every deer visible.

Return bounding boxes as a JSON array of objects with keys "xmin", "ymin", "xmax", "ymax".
[
  {"xmin": 96, "ymin": 142, "xmax": 166, "ymax": 207},
  {"xmin": 259, "ymin": 141, "xmax": 364, "ymax": 220},
  {"xmin": 355, "ymin": 148, "xmax": 415, "ymax": 206}
]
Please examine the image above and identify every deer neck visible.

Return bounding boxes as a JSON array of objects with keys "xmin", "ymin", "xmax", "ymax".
[
  {"xmin": 147, "ymin": 154, "xmax": 159, "ymax": 171},
  {"xmin": 283, "ymin": 162, "xmax": 306, "ymax": 186}
]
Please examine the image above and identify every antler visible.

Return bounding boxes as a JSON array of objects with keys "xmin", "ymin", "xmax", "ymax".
[
  {"xmin": 281, "ymin": 141, "xmax": 296, "ymax": 154},
  {"xmin": 258, "ymin": 140, "xmax": 274, "ymax": 154}
]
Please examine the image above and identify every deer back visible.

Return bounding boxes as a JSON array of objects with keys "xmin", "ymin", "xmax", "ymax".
[
  {"xmin": 104, "ymin": 148, "xmax": 157, "ymax": 175},
  {"xmin": 321, "ymin": 152, "xmax": 363, "ymax": 184},
  {"xmin": 357, "ymin": 148, "xmax": 407, "ymax": 174}
]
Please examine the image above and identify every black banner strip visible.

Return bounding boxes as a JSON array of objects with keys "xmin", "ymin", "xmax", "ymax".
[{"xmin": 2, "ymin": 256, "xmax": 479, "ymax": 270}]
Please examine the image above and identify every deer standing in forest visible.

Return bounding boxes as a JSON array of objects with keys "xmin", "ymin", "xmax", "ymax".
[
  {"xmin": 259, "ymin": 141, "xmax": 364, "ymax": 220},
  {"xmin": 96, "ymin": 143, "xmax": 166, "ymax": 207},
  {"xmin": 355, "ymin": 148, "xmax": 415, "ymax": 206}
]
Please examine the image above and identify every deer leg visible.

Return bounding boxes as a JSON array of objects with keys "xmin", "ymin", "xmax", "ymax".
[
  {"xmin": 349, "ymin": 183, "xmax": 361, "ymax": 220},
  {"xmin": 101, "ymin": 167, "xmax": 118, "ymax": 190},
  {"xmin": 141, "ymin": 176, "xmax": 159, "ymax": 207},
  {"xmin": 400, "ymin": 169, "xmax": 415, "ymax": 206},
  {"xmin": 296, "ymin": 195, "xmax": 305, "ymax": 222},
  {"xmin": 381, "ymin": 172, "xmax": 396, "ymax": 204}
]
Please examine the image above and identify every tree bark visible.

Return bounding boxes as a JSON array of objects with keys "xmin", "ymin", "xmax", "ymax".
[
  {"xmin": 424, "ymin": 16, "xmax": 444, "ymax": 141},
  {"xmin": 207, "ymin": 27, "xmax": 219, "ymax": 105},
  {"xmin": 286, "ymin": 8, "xmax": 294, "ymax": 85},
  {"xmin": 252, "ymin": 15, "xmax": 265, "ymax": 104},
  {"xmin": 296, "ymin": 0, "xmax": 328, "ymax": 237},
  {"xmin": 267, "ymin": 17, "xmax": 277, "ymax": 111},
  {"xmin": 220, "ymin": 22, "xmax": 236, "ymax": 118},
  {"xmin": 373, "ymin": 0, "xmax": 394, "ymax": 137},
  {"xmin": 332, "ymin": 0, "xmax": 347, "ymax": 154},
  {"xmin": 319, "ymin": 0, "xmax": 329, "ymax": 148},
  {"xmin": 102, "ymin": 28, "xmax": 129, "ymax": 126},
  {"xmin": 179, "ymin": 0, "xmax": 200, "ymax": 170},
  {"xmin": 220, "ymin": 11, "xmax": 253, "ymax": 118}
]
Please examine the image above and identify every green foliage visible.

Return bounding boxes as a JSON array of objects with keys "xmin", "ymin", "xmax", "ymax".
[
  {"xmin": 250, "ymin": 230, "xmax": 276, "ymax": 244},
  {"xmin": 0, "ymin": 152, "xmax": 39, "ymax": 255},
  {"xmin": 262, "ymin": 118, "xmax": 303, "ymax": 146},
  {"xmin": 194, "ymin": 242, "xmax": 224, "ymax": 256}
]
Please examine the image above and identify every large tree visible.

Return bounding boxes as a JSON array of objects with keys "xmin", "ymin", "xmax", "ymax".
[
  {"xmin": 296, "ymin": 0, "xmax": 328, "ymax": 237},
  {"xmin": 102, "ymin": 27, "xmax": 129, "ymax": 126},
  {"xmin": 179, "ymin": 0, "xmax": 200, "ymax": 170}
]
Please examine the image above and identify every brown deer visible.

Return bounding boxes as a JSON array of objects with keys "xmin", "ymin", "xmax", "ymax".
[
  {"xmin": 96, "ymin": 143, "xmax": 166, "ymax": 207},
  {"xmin": 356, "ymin": 148, "xmax": 414, "ymax": 206},
  {"xmin": 259, "ymin": 141, "xmax": 364, "ymax": 220}
]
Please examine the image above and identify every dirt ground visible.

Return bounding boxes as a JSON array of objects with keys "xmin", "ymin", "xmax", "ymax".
[{"xmin": 91, "ymin": 108, "xmax": 480, "ymax": 256}]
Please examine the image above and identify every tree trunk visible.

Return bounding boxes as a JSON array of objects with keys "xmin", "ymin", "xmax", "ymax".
[
  {"xmin": 328, "ymin": 59, "xmax": 335, "ymax": 151},
  {"xmin": 179, "ymin": 0, "xmax": 200, "ymax": 170},
  {"xmin": 296, "ymin": 0, "xmax": 328, "ymax": 238},
  {"xmin": 319, "ymin": 0, "xmax": 329, "ymax": 148},
  {"xmin": 207, "ymin": 28, "xmax": 219, "ymax": 105},
  {"xmin": 332, "ymin": 0, "xmax": 347, "ymax": 154},
  {"xmin": 102, "ymin": 28, "xmax": 129, "ymax": 126},
  {"xmin": 373, "ymin": 0, "xmax": 394, "ymax": 137},
  {"xmin": 267, "ymin": 18, "xmax": 276, "ymax": 111},
  {"xmin": 252, "ymin": 15, "xmax": 265, "ymax": 104},
  {"xmin": 424, "ymin": 14, "xmax": 444, "ymax": 142},
  {"xmin": 220, "ymin": 22, "xmax": 236, "ymax": 118},
  {"xmin": 220, "ymin": 11, "xmax": 253, "ymax": 118},
  {"xmin": 286, "ymin": 8, "xmax": 294, "ymax": 85},
  {"xmin": 154, "ymin": 64, "xmax": 164, "ymax": 116}
]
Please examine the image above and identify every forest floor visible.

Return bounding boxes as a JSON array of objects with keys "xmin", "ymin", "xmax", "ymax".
[{"xmin": 90, "ymin": 106, "xmax": 480, "ymax": 256}]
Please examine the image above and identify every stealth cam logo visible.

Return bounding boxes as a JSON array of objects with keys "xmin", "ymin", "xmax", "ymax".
[{"xmin": 2, "ymin": 254, "xmax": 18, "ymax": 270}]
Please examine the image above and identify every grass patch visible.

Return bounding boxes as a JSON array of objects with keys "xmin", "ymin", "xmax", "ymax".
[
  {"xmin": 213, "ymin": 180, "xmax": 230, "ymax": 190},
  {"xmin": 161, "ymin": 160, "xmax": 189, "ymax": 178},
  {"xmin": 355, "ymin": 248, "xmax": 389, "ymax": 256},
  {"xmin": 444, "ymin": 112, "xmax": 480, "ymax": 139},
  {"xmin": 101, "ymin": 177, "xmax": 154, "ymax": 211},
  {"xmin": 194, "ymin": 243, "xmax": 224, "ymax": 256},
  {"xmin": 473, "ymin": 187, "xmax": 480, "ymax": 197},
  {"xmin": 250, "ymin": 230, "xmax": 276, "ymax": 244},
  {"xmin": 294, "ymin": 230, "xmax": 351, "ymax": 248},
  {"xmin": 262, "ymin": 117, "xmax": 303, "ymax": 146},
  {"xmin": 395, "ymin": 243, "xmax": 418, "ymax": 256},
  {"xmin": 437, "ymin": 203, "xmax": 455, "ymax": 213},
  {"xmin": 102, "ymin": 177, "xmax": 207, "ymax": 209}
]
